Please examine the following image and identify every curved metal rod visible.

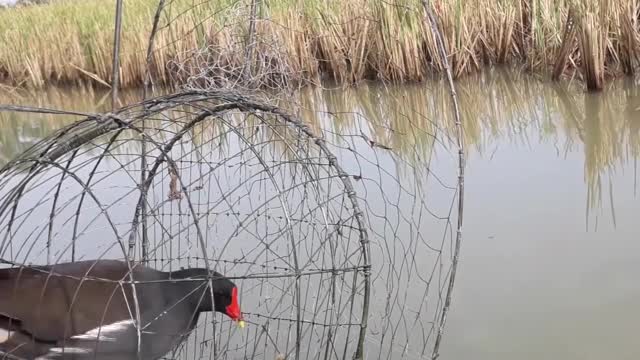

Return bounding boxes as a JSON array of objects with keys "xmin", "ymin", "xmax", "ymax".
[
  {"xmin": 142, "ymin": 92, "xmax": 371, "ymax": 359},
  {"xmin": 0, "ymin": 90, "xmax": 374, "ymax": 359},
  {"xmin": 71, "ymin": 129, "xmax": 127, "ymax": 261},
  {"xmin": 244, "ymin": 103, "xmax": 372, "ymax": 360},
  {"xmin": 209, "ymin": 112, "xmax": 301, "ymax": 359},
  {"xmin": 119, "ymin": 104, "xmax": 237, "ymax": 273},
  {"xmin": 421, "ymin": 1, "xmax": 466, "ymax": 359},
  {"xmin": 0, "ymin": 158, "xmax": 144, "ymax": 359}
]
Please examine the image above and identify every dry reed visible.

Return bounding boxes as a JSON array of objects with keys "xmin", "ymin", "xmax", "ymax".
[{"xmin": 0, "ymin": 0, "xmax": 639, "ymax": 91}]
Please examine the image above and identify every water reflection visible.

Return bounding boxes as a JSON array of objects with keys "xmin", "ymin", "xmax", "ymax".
[
  {"xmin": 1, "ymin": 69, "xmax": 638, "ymax": 223},
  {"xmin": 298, "ymin": 71, "xmax": 640, "ymax": 227}
]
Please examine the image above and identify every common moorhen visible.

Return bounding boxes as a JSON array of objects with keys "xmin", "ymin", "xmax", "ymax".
[{"xmin": 0, "ymin": 259, "xmax": 244, "ymax": 359}]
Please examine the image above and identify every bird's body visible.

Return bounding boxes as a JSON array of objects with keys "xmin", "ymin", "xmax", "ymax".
[{"xmin": 0, "ymin": 260, "xmax": 242, "ymax": 360}]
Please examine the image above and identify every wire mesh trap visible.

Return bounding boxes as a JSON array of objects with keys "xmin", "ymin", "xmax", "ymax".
[{"xmin": 0, "ymin": 87, "xmax": 462, "ymax": 360}]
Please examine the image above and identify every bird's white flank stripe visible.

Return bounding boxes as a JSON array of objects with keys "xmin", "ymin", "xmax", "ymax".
[
  {"xmin": 70, "ymin": 319, "xmax": 135, "ymax": 342},
  {"xmin": 48, "ymin": 347, "xmax": 91, "ymax": 354},
  {"xmin": 0, "ymin": 327, "xmax": 10, "ymax": 344}
]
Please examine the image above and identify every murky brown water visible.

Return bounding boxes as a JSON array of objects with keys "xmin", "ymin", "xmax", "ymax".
[{"xmin": 0, "ymin": 69, "xmax": 639, "ymax": 360}]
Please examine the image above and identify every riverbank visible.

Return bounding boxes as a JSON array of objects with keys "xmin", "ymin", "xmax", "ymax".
[{"xmin": 0, "ymin": 0, "xmax": 638, "ymax": 91}]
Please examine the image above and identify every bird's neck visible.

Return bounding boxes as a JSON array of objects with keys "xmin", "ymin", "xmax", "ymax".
[{"xmin": 165, "ymin": 268, "xmax": 213, "ymax": 312}]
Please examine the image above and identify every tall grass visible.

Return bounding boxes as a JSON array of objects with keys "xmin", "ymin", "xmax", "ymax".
[{"xmin": 0, "ymin": 0, "xmax": 639, "ymax": 90}]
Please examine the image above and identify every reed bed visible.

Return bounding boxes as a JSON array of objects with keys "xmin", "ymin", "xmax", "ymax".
[{"xmin": 0, "ymin": 0, "xmax": 639, "ymax": 90}]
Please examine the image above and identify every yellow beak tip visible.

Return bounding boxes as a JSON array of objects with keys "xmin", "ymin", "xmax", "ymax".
[{"xmin": 238, "ymin": 320, "xmax": 246, "ymax": 329}]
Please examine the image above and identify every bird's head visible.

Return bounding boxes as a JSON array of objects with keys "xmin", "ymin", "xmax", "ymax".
[
  {"xmin": 209, "ymin": 272, "xmax": 244, "ymax": 328},
  {"xmin": 171, "ymin": 268, "xmax": 245, "ymax": 328}
]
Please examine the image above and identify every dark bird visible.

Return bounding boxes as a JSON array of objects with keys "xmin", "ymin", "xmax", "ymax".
[{"xmin": 0, "ymin": 259, "xmax": 244, "ymax": 359}]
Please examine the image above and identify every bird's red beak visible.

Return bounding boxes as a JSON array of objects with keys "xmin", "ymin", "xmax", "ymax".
[{"xmin": 225, "ymin": 287, "xmax": 243, "ymax": 322}]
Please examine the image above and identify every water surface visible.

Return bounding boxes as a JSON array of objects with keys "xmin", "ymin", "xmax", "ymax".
[{"xmin": 0, "ymin": 69, "xmax": 639, "ymax": 359}]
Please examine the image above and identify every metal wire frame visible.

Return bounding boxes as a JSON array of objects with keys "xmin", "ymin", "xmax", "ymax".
[
  {"xmin": 421, "ymin": 1, "xmax": 465, "ymax": 359},
  {"xmin": 0, "ymin": 0, "xmax": 467, "ymax": 356},
  {"xmin": 0, "ymin": 80, "xmax": 466, "ymax": 360},
  {"xmin": 0, "ymin": 90, "xmax": 371, "ymax": 360}
]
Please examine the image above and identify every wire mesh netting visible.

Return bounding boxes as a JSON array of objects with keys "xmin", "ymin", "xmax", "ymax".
[
  {"xmin": 0, "ymin": 85, "xmax": 462, "ymax": 360},
  {"xmin": 0, "ymin": 0, "xmax": 466, "ymax": 358}
]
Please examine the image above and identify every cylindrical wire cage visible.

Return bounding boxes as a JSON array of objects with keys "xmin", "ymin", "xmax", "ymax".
[{"xmin": 0, "ymin": 90, "xmax": 371, "ymax": 360}]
